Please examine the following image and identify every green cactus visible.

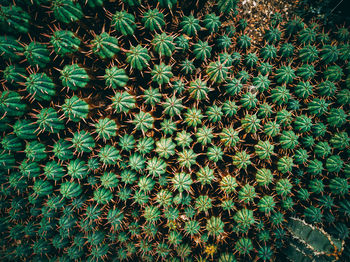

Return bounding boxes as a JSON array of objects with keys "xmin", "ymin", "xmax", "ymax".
[
  {"xmin": 0, "ymin": 5, "xmax": 30, "ymax": 34},
  {"xmin": 52, "ymin": 139, "xmax": 74, "ymax": 160},
  {"xmin": 25, "ymin": 72, "xmax": 56, "ymax": 101},
  {"xmin": 217, "ymin": 0, "xmax": 238, "ymax": 14},
  {"xmin": 25, "ymin": 141, "xmax": 47, "ymax": 161},
  {"xmin": 1, "ymin": 134, "xmax": 23, "ymax": 152},
  {"xmin": 35, "ymin": 107, "xmax": 64, "ymax": 133},
  {"xmin": 193, "ymin": 40, "xmax": 212, "ymax": 61},
  {"xmin": 142, "ymin": 9, "xmax": 165, "ymax": 31},
  {"xmin": 104, "ymin": 66, "xmax": 128, "ymax": 88},
  {"xmin": 51, "ymin": 0, "xmax": 83, "ymax": 24},
  {"xmin": 206, "ymin": 60, "xmax": 229, "ymax": 83},
  {"xmin": 71, "ymin": 130, "xmax": 95, "ymax": 153},
  {"xmin": 180, "ymin": 15, "xmax": 200, "ymax": 37},
  {"xmin": 112, "ymin": 10, "xmax": 136, "ymax": 36},
  {"xmin": 152, "ymin": 33, "xmax": 175, "ymax": 57},
  {"xmin": 0, "ymin": 35, "xmax": 23, "ymax": 60},
  {"xmin": 94, "ymin": 118, "xmax": 117, "ymax": 141},
  {"xmin": 91, "ymin": 32, "xmax": 119, "ymax": 59},
  {"xmin": 0, "ymin": 1, "xmax": 349, "ymax": 261},
  {"xmin": 284, "ymin": 217, "xmax": 344, "ymax": 262},
  {"xmin": 0, "ymin": 91, "xmax": 26, "ymax": 117},
  {"xmin": 126, "ymin": 45, "xmax": 151, "ymax": 70},
  {"xmin": 24, "ymin": 42, "xmax": 50, "ymax": 68},
  {"xmin": 151, "ymin": 63, "xmax": 173, "ymax": 84},
  {"xmin": 13, "ymin": 119, "xmax": 38, "ymax": 140},
  {"xmin": 50, "ymin": 30, "xmax": 81, "ymax": 56},
  {"xmin": 60, "ymin": 64, "xmax": 90, "ymax": 90},
  {"xmin": 62, "ymin": 95, "xmax": 89, "ymax": 122},
  {"xmin": 203, "ymin": 13, "xmax": 221, "ymax": 33}
]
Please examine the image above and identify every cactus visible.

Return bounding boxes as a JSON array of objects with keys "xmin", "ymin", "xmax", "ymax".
[
  {"xmin": 1, "ymin": 134, "xmax": 23, "ymax": 152},
  {"xmin": 206, "ymin": 60, "xmax": 229, "ymax": 83},
  {"xmin": 204, "ymin": 13, "xmax": 221, "ymax": 33},
  {"xmin": 94, "ymin": 118, "xmax": 117, "ymax": 141},
  {"xmin": 104, "ymin": 66, "xmax": 129, "ymax": 88},
  {"xmin": 110, "ymin": 91, "xmax": 136, "ymax": 113},
  {"xmin": 283, "ymin": 217, "xmax": 344, "ymax": 262},
  {"xmin": 24, "ymin": 42, "xmax": 50, "ymax": 68},
  {"xmin": 3, "ymin": 65, "xmax": 27, "ymax": 86},
  {"xmin": 152, "ymin": 33, "xmax": 175, "ymax": 57},
  {"xmin": 51, "ymin": 0, "xmax": 83, "ymax": 24},
  {"xmin": 12, "ymin": 119, "xmax": 38, "ymax": 140},
  {"xmin": 91, "ymin": 32, "xmax": 119, "ymax": 59},
  {"xmin": 217, "ymin": 0, "xmax": 239, "ymax": 14},
  {"xmin": 126, "ymin": 45, "xmax": 151, "ymax": 70},
  {"xmin": 25, "ymin": 72, "xmax": 56, "ymax": 101},
  {"xmin": 71, "ymin": 130, "xmax": 95, "ymax": 153},
  {"xmin": 0, "ymin": 35, "xmax": 23, "ymax": 60},
  {"xmin": 142, "ymin": 9, "xmax": 165, "ymax": 32},
  {"xmin": 61, "ymin": 95, "xmax": 89, "ymax": 122},
  {"xmin": 0, "ymin": 0, "xmax": 349, "ymax": 261},
  {"xmin": 24, "ymin": 141, "xmax": 47, "ymax": 161},
  {"xmin": 193, "ymin": 40, "xmax": 212, "ymax": 61},
  {"xmin": 180, "ymin": 15, "xmax": 200, "ymax": 37},
  {"xmin": 60, "ymin": 64, "xmax": 90, "ymax": 90},
  {"xmin": 112, "ymin": 11, "xmax": 136, "ymax": 36},
  {"xmin": 158, "ymin": 0, "xmax": 177, "ymax": 8},
  {"xmin": 0, "ymin": 91, "xmax": 26, "ymax": 117},
  {"xmin": 52, "ymin": 139, "xmax": 74, "ymax": 160},
  {"xmin": 0, "ymin": 5, "xmax": 30, "ymax": 34},
  {"xmin": 151, "ymin": 63, "xmax": 173, "ymax": 84},
  {"xmin": 50, "ymin": 30, "xmax": 81, "ymax": 56},
  {"xmin": 35, "ymin": 107, "xmax": 64, "ymax": 133}
]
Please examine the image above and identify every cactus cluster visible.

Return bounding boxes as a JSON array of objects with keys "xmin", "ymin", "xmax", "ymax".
[{"xmin": 0, "ymin": 0, "xmax": 349, "ymax": 261}]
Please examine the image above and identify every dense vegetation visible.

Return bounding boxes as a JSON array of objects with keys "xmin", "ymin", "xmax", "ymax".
[{"xmin": 0, "ymin": 0, "xmax": 349, "ymax": 261}]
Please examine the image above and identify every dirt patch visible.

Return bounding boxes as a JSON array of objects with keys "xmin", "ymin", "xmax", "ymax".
[{"xmin": 240, "ymin": 0, "xmax": 298, "ymax": 43}]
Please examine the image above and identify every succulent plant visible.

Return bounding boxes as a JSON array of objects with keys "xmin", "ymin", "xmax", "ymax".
[
  {"xmin": 217, "ymin": 0, "xmax": 239, "ymax": 14},
  {"xmin": 283, "ymin": 217, "xmax": 344, "ymax": 261},
  {"xmin": 104, "ymin": 66, "xmax": 128, "ymax": 88},
  {"xmin": 51, "ymin": 0, "xmax": 83, "ymax": 24},
  {"xmin": 0, "ymin": 91, "xmax": 26, "ymax": 117},
  {"xmin": 0, "ymin": 5, "xmax": 30, "ymax": 34},
  {"xmin": 126, "ymin": 44, "xmax": 151, "ymax": 70},
  {"xmin": 112, "ymin": 10, "xmax": 136, "ymax": 36},
  {"xmin": 61, "ymin": 95, "xmax": 89, "ymax": 122},
  {"xmin": 35, "ymin": 107, "xmax": 64, "ymax": 133},
  {"xmin": 152, "ymin": 33, "xmax": 175, "ymax": 57},
  {"xmin": 0, "ymin": 0, "xmax": 349, "ymax": 261},
  {"xmin": 193, "ymin": 40, "xmax": 212, "ymax": 61},
  {"xmin": 24, "ymin": 42, "xmax": 50, "ymax": 68},
  {"xmin": 60, "ymin": 64, "xmax": 90, "ymax": 90},
  {"xmin": 142, "ymin": 8, "xmax": 165, "ymax": 32},
  {"xmin": 25, "ymin": 72, "xmax": 56, "ymax": 101},
  {"xmin": 151, "ymin": 63, "xmax": 173, "ymax": 84},
  {"xmin": 180, "ymin": 15, "xmax": 200, "ymax": 37},
  {"xmin": 91, "ymin": 32, "xmax": 119, "ymax": 59},
  {"xmin": 50, "ymin": 30, "xmax": 81, "ymax": 56},
  {"xmin": 0, "ymin": 35, "xmax": 23, "ymax": 60}
]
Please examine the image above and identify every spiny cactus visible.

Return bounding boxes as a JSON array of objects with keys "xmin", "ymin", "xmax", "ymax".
[
  {"xmin": 51, "ymin": 0, "xmax": 83, "ymax": 24},
  {"xmin": 60, "ymin": 64, "xmax": 90, "ymax": 90},
  {"xmin": 50, "ymin": 30, "xmax": 81, "ymax": 56},
  {"xmin": 25, "ymin": 72, "xmax": 56, "ymax": 101},
  {"xmin": 283, "ymin": 217, "xmax": 344, "ymax": 262},
  {"xmin": 91, "ymin": 32, "xmax": 119, "ymax": 59},
  {"xmin": 1, "ymin": 0, "xmax": 349, "ymax": 261},
  {"xmin": 0, "ymin": 91, "xmax": 26, "ymax": 117},
  {"xmin": 24, "ymin": 42, "xmax": 51, "ymax": 68},
  {"xmin": 112, "ymin": 10, "xmax": 136, "ymax": 36},
  {"xmin": 0, "ymin": 5, "xmax": 30, "ymax": 34}
]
